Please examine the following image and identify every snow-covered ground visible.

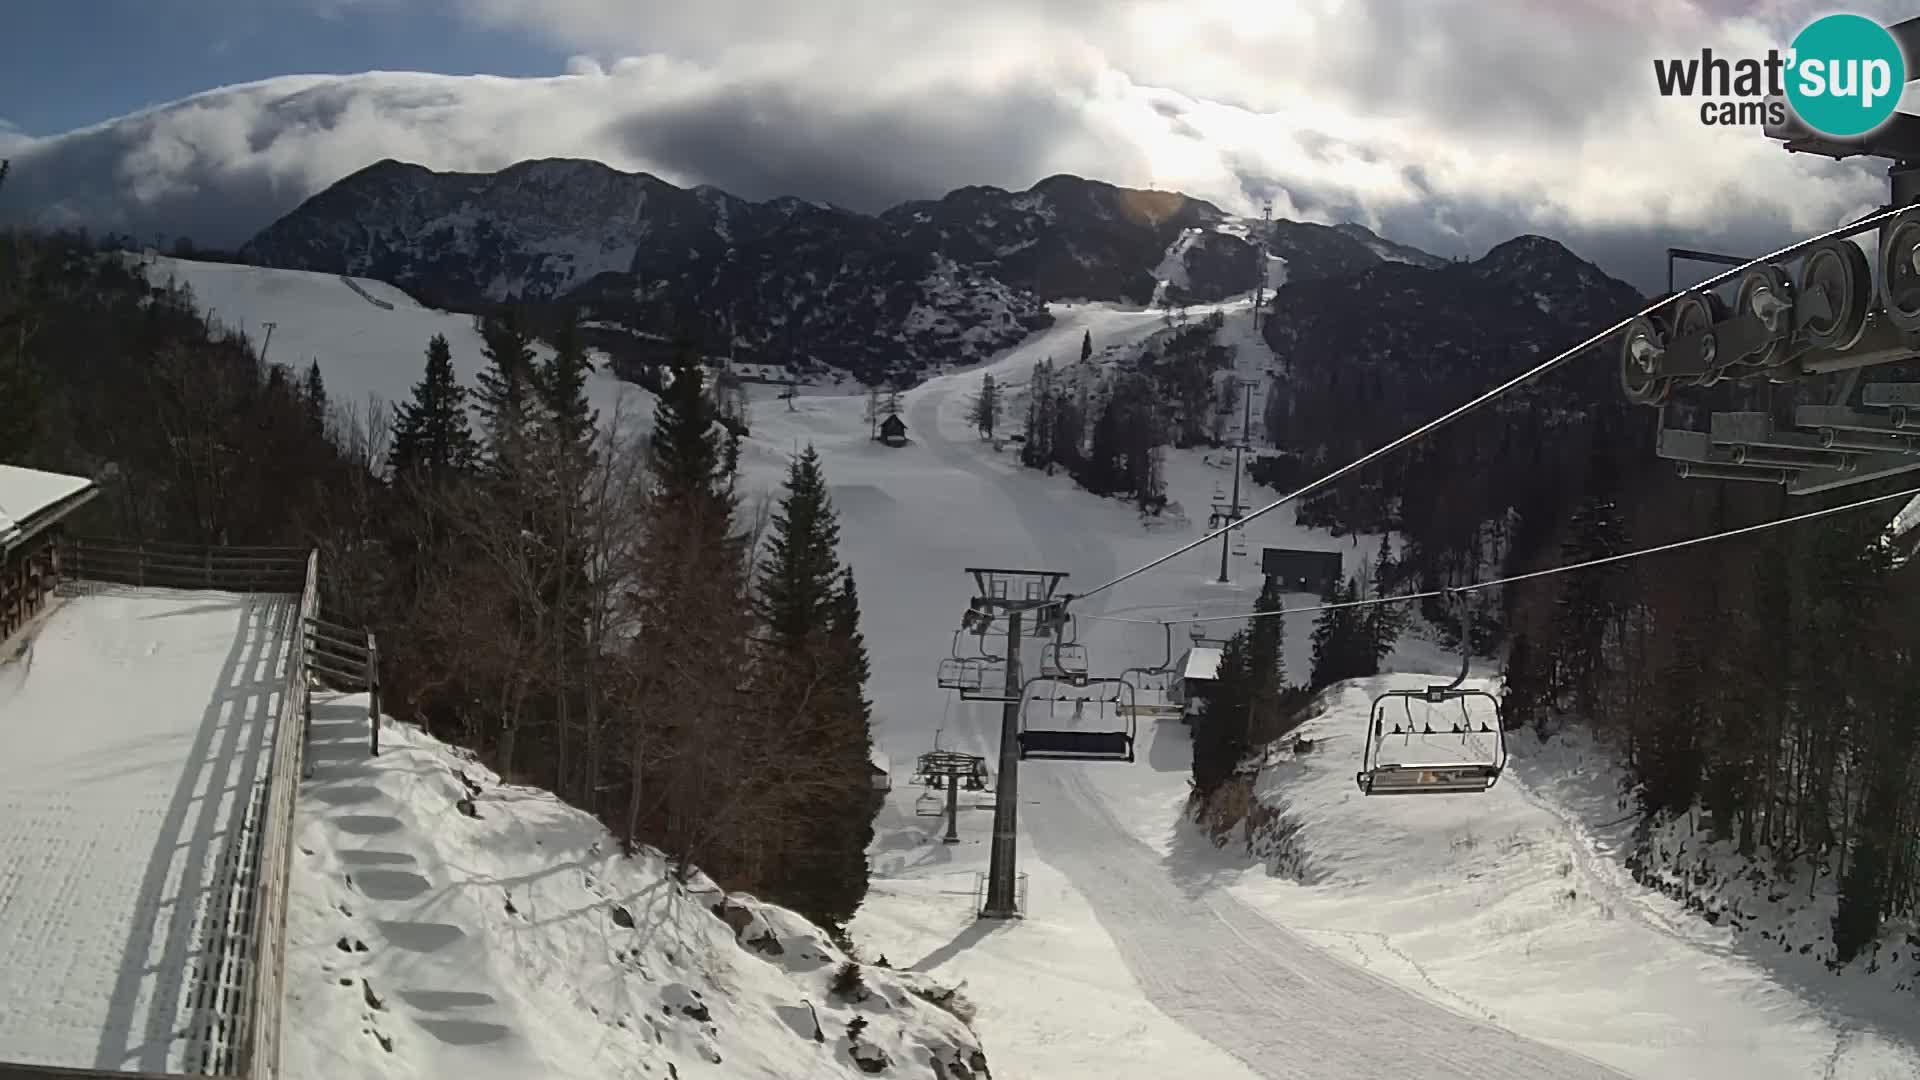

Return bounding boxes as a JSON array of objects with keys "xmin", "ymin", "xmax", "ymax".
[
  {"xmin": 0, "ymin": 586, "xmax": 292, "ymax": 1072},
  {"xmin": 128, "ymin": 255, "xmax": 1920, "ymax": 1078},
  {"xmin": 133, "ymin": 254, "xmax": 646, "ymax": 433},
  {"xmin": 1204, "ymin": 683, "xmax": 1920, "ymax": 1079},
  {"xmin": 286, "ymin": 695, "xmax": 988, "ymax": 1079}
]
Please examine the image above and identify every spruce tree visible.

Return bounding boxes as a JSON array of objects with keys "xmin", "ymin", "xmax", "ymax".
[
  {"xmin": 1080, "ymin": 329, "xmax": 1092, "ymax": 363},
  {"xmin": 1244, "ymin": 576, "xmax": 1285, "ymax": 736},
  {"xmin": 537, "ymin": 319, "xmax": 597, "ymax": 467},
  {"xmin": 968, "ymin": 374, "xmax": 1000, "ymax": 439},
  {"xmin": 473, "ymin": 310, "xmax": 538, "ymax": 478},
  {"xmin": 751, "ymin": 450, "xmax": 877, "ymax": 930},
  {"xmin": 1309, "ymin": 577, "xmax": 1371, "ymax": 690},
  {"xmin": 302, "ymin": 359, "xmax": 328, "ymax": 435},
  {"xmin": 1365, "ymin": 535, "xmax": 1403, "ymax": 666},
  {"xmin": 387, "ymin": 333, "xmax": 478, "ymax": 483},
  {"xmin": 1551, "ymin": 445, "xmax": 1628, "ymax": 717},
  {"xmin": 635, "ymin": 342, "xmax": 751, "ymax": 875},
  {"xmin": 1191, "ymin": 631, "xmax": 1251, "ymax": 801},
  {"xmin": 754, "ymin": 446, "xmax": 841, "ymax": 647}
]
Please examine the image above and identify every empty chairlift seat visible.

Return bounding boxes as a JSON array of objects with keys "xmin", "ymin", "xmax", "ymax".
[
  {"xmin": 1018, "ymin": 728, "xmax": 1134, "ymax": 760},
  {"xmin": 1016, "ymin": 676, "xmax": 1137, "ymax": 762},
  {"xmin": 1357, "ymin": 760, "xmax": 1503, "ymax": 795},
  {"xmin": 1355, "ymin": 687, "xmax": 1507, "ymax": 796}
]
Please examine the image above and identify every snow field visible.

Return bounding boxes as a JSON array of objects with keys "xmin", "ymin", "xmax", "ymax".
[
  {"xmin": 139, "ymin": 254, "xmax": 1920, "ymax": 1078},
  {"xmin": 0, "ymin": 587, "xmax": 291, "ymax": 1071},
  {"xmin": 287, "ymin": 695, "xmax": 990, "ymax": 1080}
]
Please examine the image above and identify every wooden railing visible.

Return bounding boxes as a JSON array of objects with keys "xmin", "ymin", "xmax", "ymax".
[
  {"xmin": 62, "ymin": 538, "xmax": 308, "ymax": 594},
  {"xmin": 305, "ymin": 614, "xmax": 380, "ymax": 756},
  {"xmin": 230, "ymin": 548, "xmax": 317, "ymax": 1080}
]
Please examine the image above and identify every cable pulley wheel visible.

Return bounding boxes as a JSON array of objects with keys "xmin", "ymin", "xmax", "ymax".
[
  {"xmin": 1620, "ymin": 313, "xmax": 1669, "ymax": 405},
  {"xmin": 1877, "ymin": 209, "xmax": 1920, "ymax": 332},
  {"xmin": 1798, "ymin": 238, "xmax": 1873, "ymax": 352},
  {"xmin": 1732, "ymin": 262, "xmax": 1795, "ymax": 371},
  {"xmin": 1668, "ymin": 291, "xmax": 1728, "ymax": 387}
]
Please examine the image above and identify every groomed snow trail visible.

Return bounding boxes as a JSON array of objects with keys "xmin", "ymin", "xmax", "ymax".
[
  {"xmin": 906, "ymin": 380, "xmax": 1629, "ymax": 1080},
  {"xmin": 0, "ymin": 587, "xmax": 291, "ymax": 1072}
]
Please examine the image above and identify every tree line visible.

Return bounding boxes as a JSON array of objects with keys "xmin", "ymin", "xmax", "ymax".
[{"xmin": 0, "ymin": 224, "xmax": 884, "ymax": 933}]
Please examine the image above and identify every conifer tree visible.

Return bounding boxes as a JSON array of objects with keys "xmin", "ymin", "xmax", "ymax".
[
  {"xmin": 1081, "ymin": 329, "xmax": 1092, "ymax": 363},
  {"xmin": 1244, "ymin": 576, "xmax": 1285, "ymax": 736},
  {"xmin": 751, "ymin": 449, "xmax": 877, "ymax": 929},
  {"xmin": 537, "ymin": 319, "xmax": 596, "ymax": 469},
  {"xmin": 1365, "ymin": 535, "xmax": 1403, "ymax": 665},
  {"xmin": 387, "ymin": 334, "xmax": 478, "ymax": 483},
  {"xmin": 302, "ymin": 359, "xmax": 328, "ymax": 435},
  {"xmin": 754, "ymin": 446, "xmax": 841, "ymax": 647},
  {"xmin": 1309, "ymin": 577, "xmax": 1371, "ymax": 690},
  {"xmin": 1191, "ymin": 631, "xmax": 1251, "ymax": 801},
  {"xmin": 473, "ymin": 310, "xmax": 538, "ymax": 478},
  {"xmin": 1551, "ymin": 447, "xmax": 1628, "ymax": 717},
  {"xmin": 968, "ymin": 374, "xmax": 1001, "ymax": 439},
  {"xmin": 634, "ymin": 345, "xmax": 753, "ymax": 877}
]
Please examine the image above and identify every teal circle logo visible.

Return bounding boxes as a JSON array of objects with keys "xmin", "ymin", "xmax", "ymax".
[{"xmin": 1786, "ymin": 14, "xmax": 1906, "ymax": 137}]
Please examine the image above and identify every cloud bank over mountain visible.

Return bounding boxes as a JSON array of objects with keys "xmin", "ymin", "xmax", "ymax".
[{"xmin": 1, "ymin": 0, "xmax": 1906, "ymax": 290}]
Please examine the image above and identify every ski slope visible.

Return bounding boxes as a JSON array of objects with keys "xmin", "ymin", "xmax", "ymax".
[
  {"xmin": 136, "ymin": 255, "xmax": 1920, "ymax": 1078},
  {"xmin": 0, "ymin": 587, "xmax": 292, "ymax": 1072},
  {"xmin": 134, "ymin": 254, "xmax": 645, "ymax": 431}
]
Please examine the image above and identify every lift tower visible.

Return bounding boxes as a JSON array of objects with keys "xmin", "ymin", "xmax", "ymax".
[{"xmin": 964, "ymin": 567, "xmax": 1069, "ymax": 919}]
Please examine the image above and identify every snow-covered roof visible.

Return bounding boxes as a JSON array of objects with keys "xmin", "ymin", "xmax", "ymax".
[
  {"xmin": 1891, "ymin": 493, "xmax": 1920, "ymax": 539},
  {"xmin": 1183, "ymin": 646, "xmax": 1222, "ymax": 681},
  {"xmin": 0, "ymin": 464, "xmax": 95, "ymax": 549},
  {"xmin": 870, "ymin": 749, "xmax": 891, "ymax": 776}
]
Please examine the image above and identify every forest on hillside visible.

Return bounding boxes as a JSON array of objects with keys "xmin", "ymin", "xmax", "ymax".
[
  {"xmin": 1181, "ymin": 285, "xmax": 1920, "ymax": 961},
  {"xmin": 0, "ymin": 218, "xmax": 885, "ymax": 934}
]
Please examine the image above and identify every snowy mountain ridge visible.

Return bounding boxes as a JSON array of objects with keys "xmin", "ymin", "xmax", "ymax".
[{"xmin": 237, "ymin": 160, "xmax": 1452, "ymax": 382}]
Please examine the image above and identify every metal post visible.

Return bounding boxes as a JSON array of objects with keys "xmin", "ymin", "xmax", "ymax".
[
  {"xmin": 1216, "ymin": 381, "xmax": 1256, "ymax": 584},
  {"xmin": 366, "ymin": 631, "xmax": 381, "ymax": 756},
  {"xmin": 982, "ymin": 608, "xmax": 1024, "ymax": 917},
  {"xmin": 943, "ymin": 771, "xmax": 961, "ymax": 844}
]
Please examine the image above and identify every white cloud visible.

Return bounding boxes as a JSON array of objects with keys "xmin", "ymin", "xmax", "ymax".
[{"xmin": 0, "ymin": 0, "xmax": 1899, "ymax": 288}]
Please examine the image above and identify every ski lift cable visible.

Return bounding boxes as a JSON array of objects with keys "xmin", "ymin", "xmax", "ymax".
[
  {"xmin": 1062, "ymin": 204, "xmax": 1912, "ymax": 613},
  {"xmin": 1167, "ymin": 481, "xmax": 1920, "ymax": 627}
]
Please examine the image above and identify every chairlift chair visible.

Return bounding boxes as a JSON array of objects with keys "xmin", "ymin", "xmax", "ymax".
[
  {"xmin": 1120, "ymin": 623, "xmax": 1186, "ymax": 720},
  {"xmin": 1355, "ymin": 590, "xmax": 1508, "ymax": 796},
  {"xmin": 1016, "ymin": 676, "xmax": 1138, "ymax": 762},
  {"xmin": 915, "ymin": 791, "xmax": 944, "ymax": 817}
]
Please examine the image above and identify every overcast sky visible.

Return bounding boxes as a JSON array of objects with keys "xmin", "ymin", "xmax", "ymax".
[{"xmin": 2, "ymin": 0, "xmax": 1915, "ymax": 292}]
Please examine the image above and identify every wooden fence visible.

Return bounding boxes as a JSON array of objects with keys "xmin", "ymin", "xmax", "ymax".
[{"xmin": 61, "ymin": 538, "xmax": 309, "ymax": 594}]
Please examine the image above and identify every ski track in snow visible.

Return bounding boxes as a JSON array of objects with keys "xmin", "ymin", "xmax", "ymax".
[{"xmin": 906, "ymin": 380, "xmax": 1628, "ymax": 1079}]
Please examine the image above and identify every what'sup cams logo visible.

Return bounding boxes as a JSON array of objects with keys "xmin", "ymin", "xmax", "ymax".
[{"xmin": 1654, "ymin": 12, "xmax": 1906, "ymax": 137}]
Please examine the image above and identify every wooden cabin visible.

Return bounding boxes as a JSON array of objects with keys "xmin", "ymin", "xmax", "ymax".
[
  {"xmin": 0, "ymin": 464, "xmax": 100, "ymax": 641},
  {"xmin": 1260, "ymin": 548, "xmax": 1344, "ymax": 595},
  {"xmin": 878, "ymin": 414, "xmax": 908, "ymax": 447}
]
